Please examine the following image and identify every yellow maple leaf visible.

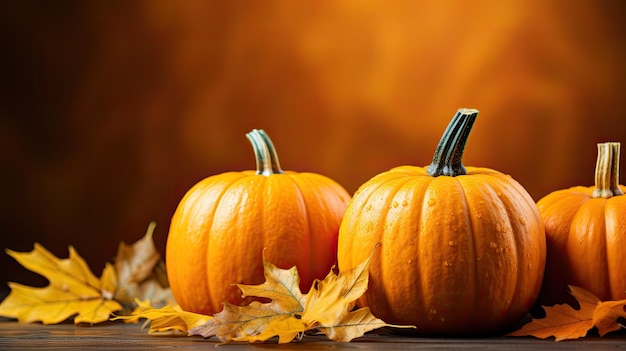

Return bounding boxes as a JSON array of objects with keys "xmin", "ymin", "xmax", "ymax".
[
  {"xmin": 301, "ymin": 244, "xmax": 372, "ymax": 327},
  {"xmin": 231, "ymin": 314, "xmax": 308, "ymax": 344},
  {"xmin": 507, "ymin": 286, "xmax": 626, "ymax": 341},
  {"xmin": 0, "ymin": 244, "xmax": 122, "ymax": 324},
  {"xmin": 190, "ymin": 245, "xmax": 414, "ymax": 344},
  {"xmin": 319, "ymin": 306, "xmax": 392, "ymax": 342},
  {"xmin": 112, "ymin": 299, "xmax": 210, "ymax": 334},
  {"xmin": 236, "ymin": 258, "xmax": 306, "ymax": 314}
]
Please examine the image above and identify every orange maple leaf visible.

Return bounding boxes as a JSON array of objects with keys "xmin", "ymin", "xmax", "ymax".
[{"xmin": 507, "ymin": 286, "xmax": 626, "ymax": 341}]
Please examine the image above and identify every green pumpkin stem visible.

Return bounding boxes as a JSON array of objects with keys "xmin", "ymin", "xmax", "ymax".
[
  {"xmin": 592, "ymin": 142, "xmax": 624, "ymax": 198},
  {"xmin": 427, "ymin": 108, "xmax": 479, "ymax": 177},
  {"xmin": 246, "ymin": 129, "xmax": 284, "ymax": 176}
]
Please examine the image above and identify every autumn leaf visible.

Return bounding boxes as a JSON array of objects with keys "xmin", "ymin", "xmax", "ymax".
[
  {"xmin": 507, "ymin": 286, "xmax": 626, "ymax": 341},
  {"xmin": 192, "ymin": 259, "xmax": 307, "ymax": 344},
  {"xmin": 236, "ymin": 259, "xmax": 306, "ymax": 314},
  {"xmin": 301, "ymin": 246, "xmax": 372, "ymax": 327},
  {"xmin": 112, "ymin": 299, "xmax": 210, "ymax": 334},
  {"xmin": 190, "ymin": 245, "xmax": 414, "ymax": 344},
  {"xmin": 318, "ymin": 306, "xmax": 392, "ymax": 342},
  {"xmin": 114, "ymin": 222, "xmax": 174, "ymax": 308},
  {"xmin": 593, "ymin": 299, "xmax": 626, "ymax": 337},
  {"xmin": 0, "ymin": 244, "xmax": 122, "ymax": 324}
]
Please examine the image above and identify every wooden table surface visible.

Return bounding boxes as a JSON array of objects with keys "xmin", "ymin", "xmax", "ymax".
[{"xmin": 0, "ymin": 318, "xmax": 625, "ymax": 351}]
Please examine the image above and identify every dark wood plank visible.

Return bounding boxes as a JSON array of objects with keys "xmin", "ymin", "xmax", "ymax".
[{"xmin": 1, "ymin": 320, "xmax": 625, "ymax": 350}]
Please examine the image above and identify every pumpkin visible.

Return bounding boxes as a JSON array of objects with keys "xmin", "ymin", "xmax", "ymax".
[
  {"xmin": 537, "ymin": 142, "xmax": 626, "ymax": 303},
  {"xmin": 165, "ymin": 129, "xmax": 350, "ymax": 315},
  {"xmin": 337, "ymin": 109, "xmax": 546, "ymax": 334}
]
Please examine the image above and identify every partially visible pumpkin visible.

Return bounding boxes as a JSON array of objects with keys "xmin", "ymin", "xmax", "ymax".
[
  {"xmin": 337, "ymin": 109, "xmax": 546, "ymax": 334},
  {"xmin": 537, "ymin": 142, "xmax": 626, "ymax": 304},
  {"xmin": 165, "ymin": 129, "xmax": 350, "ymax": 315}
]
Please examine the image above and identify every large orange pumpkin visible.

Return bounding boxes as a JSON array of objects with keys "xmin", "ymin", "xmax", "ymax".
[
  {"xmin": 537, "ymin": 142, "xmax": 626, "ymax": 304},
  {"xmin": 166, "ymin": 129, "xmax": 350, "ymax": 315},
  {"xmin": 337, "ymin": 109, "xmax": 546, "ymax": 334}
]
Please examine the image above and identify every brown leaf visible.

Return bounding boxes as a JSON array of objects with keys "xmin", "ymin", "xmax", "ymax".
[{"xmin": 114, "ymin": 222, "xmax": 174, "ymax": 307}]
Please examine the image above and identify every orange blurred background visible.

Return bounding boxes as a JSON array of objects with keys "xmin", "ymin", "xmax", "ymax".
[{"xmin": 1, "ymin": 1, "xmax": 625, "ymax": 289}]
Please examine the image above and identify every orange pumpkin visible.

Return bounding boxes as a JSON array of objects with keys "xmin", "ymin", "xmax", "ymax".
[
  {"xmin": 166, "ymin": 129, "xmax": 350, "ymax": 315},
  {"xmin": 337, "ymin": 109, "xmax": 546, "ymax": 334},
  {"xmin": 537, "ymin": 142, "xmax": 626, "ymax": 303}
]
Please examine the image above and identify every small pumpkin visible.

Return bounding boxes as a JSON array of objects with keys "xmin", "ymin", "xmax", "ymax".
[
  {"xmin": 337, "ymin": 109, "xmax": 546, "ymax": 334},
  {"xmin": 537, "ymin": 142, "xmax": 626, "ymax": 303},
  {"xmin": 166, "ymin": 129, "xmax": 350, "ymax": 315}
]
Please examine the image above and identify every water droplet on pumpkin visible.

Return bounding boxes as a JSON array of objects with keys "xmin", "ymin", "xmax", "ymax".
[
  {"xmin": 407, "ymin": 259, "xmax": 412, "ymax": 264},
  {"xmin": 519, "ymin": 216, "xmax": 526, "ymax": 225},
  {"xmin": 443, "ymin": 261, "xmax": 451, "ymax": 267},
  {"xmin": 495, "ymin": 224, "xmax": 502, "ymax": 232},
  {"xmin": 427, "ymin": 198, "xmax": 436, "ymax": 206},
  {"xmin": 392, "ymin": 202, "xmax": 399, "ymax": 208},
  {"xmin": 366, "ymin": 204, "xmax": 372, "ymax": 211},
  {"xmin": 489, "ymin": 242, "xmax": 497, "ymax": 249},
  {"xmin": 402, "ymin": 200, "xmax": 408, "ymax": 207},
  {"xmin": 448, "ymin": 240, "xmax": 456, "ymax": 246},
  {"xmin": 409, "ymin": 240, "xmax": 415, "ymax": 246}
]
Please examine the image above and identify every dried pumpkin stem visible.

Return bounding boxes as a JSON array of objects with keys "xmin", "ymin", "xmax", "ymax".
[
  {"xmin": 592, "ymin": 142, "xmax": 623, "ymax": 198},
  {"xmin": 427, "ymin": 108, "xmax": 479, "ymax": 177},
  {"xmin": 246, "ymin": 129, "xmax": 284, "ymax": 176}
]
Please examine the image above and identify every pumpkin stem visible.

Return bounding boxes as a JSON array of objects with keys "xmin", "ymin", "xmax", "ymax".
[
  {"xmin": 246, "ymin": 129, "xmax": 284, "ymax": 176},
  {"xmin": 427, "ymin": 108, "xmax": 479, "ymax": 177},
  {"xmin": 592, "ymin": 142, "xmax": 623, "ymax": 198}
]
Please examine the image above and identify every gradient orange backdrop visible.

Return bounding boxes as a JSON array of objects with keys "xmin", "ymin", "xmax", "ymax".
[{"xmin": 1, "ymin": 1, "xmax": 625, "ymax": 288}]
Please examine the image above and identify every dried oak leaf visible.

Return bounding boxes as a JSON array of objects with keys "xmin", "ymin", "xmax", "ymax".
[
  {"xmin": 507, "ymin": 286, "xmax": 626, "ymax": 341},
  {"xmin": 190, "ymin": 245, "xmax": 414, "ymax": 344},
  {"xmin": 0, "ymin": 244, "xmax": 121, "ymax": 324},
  {"xmin": 114, "ymin": 222, "xmax": 174, "ymax": 308}
]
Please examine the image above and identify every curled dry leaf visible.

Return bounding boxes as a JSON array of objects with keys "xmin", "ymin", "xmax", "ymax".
[
  {"xmin": 114, "ymin": 222, "xmax": 174, "ymax": 308},
  {"xmin": 0, "ymin": 244, "xmax": 122, "ymax": 324},
  {"xmin": 112, "ymin": 299, "xmax": 210, "ymax": 334}
]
